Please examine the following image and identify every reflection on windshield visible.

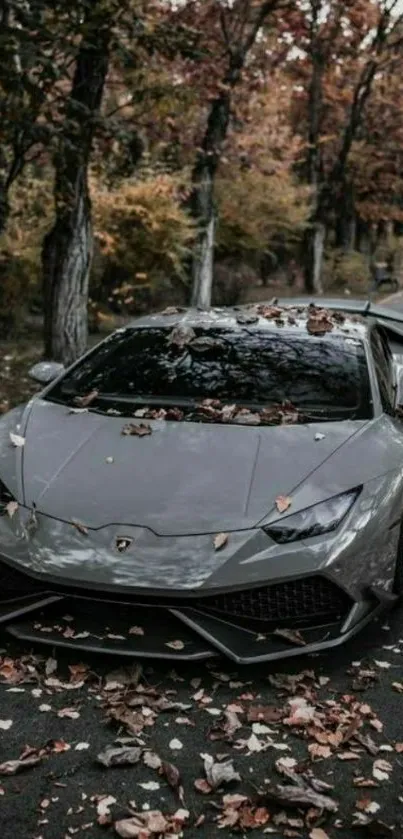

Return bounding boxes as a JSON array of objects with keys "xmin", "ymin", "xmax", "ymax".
[{"xmin": 48, "ymin": 326, "xmax": 372, "ymax": 421}]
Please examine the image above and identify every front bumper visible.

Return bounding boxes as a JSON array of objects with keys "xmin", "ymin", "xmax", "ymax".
[{"xmin": 0, "ymin": 561, "xmax": 393, "ymax": 663}]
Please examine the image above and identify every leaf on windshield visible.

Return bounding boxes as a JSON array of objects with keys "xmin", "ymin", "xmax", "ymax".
[
  {"xmin": 122, "ymin": 422, "xmax": 152, "ymax": 437},
  {"xmin": 167, "ymin": 325, "xmax": 196, "ymax": 348},
  {"xmin": 275, "ymin": 495, "xmax": 292, "ymax": 514},
  {"xmin": 71, "ymin": 519, "xmax": 89, "ymax": 536},
  {"xmin": 73, "ymin": 389, "xmax": 99, "ymax": 408},
  {"xmin": 214, "ymin": 532, "xmax": 229, "ymax": 551}
]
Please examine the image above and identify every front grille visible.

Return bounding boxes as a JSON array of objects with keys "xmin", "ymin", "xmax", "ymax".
[{"xmin": 196, "ymin": 576, "xmax": 350, "ymax": 626}]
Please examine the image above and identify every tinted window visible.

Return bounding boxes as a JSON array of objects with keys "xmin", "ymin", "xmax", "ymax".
[
  {"xmin": 48, "ymin": 326, "xmax": 372, "ymax": 420},
  {"xmin": 371, "ymin": 330, "xmax": 394, "ymax": 411}
]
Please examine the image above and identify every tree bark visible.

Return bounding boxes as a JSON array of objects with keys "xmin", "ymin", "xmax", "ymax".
[
  {"xmin": 42, "ymin": 6, "xmax": 110, "ymax": 365},
  {"xmin": 190, "ymin": 92, "xmax": 231, "ymax": 307}
]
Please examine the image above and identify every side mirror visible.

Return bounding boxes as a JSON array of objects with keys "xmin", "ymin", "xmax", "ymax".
[{"xmin": 28, "ymin": 361, "xmax": 65, "ymax": 385}]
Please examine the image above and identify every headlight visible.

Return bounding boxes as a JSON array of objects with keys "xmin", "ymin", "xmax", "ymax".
[
  {"xmin": 0, "ymin": 479, "xmax": 16, "ymax": 516},
  {"xmin": 263, "ymin": 488, "xmax": 361, "ymax": 544}
]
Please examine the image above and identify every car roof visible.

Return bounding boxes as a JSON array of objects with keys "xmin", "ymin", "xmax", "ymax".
[{"xmin": 127, "ymin": 300, "xmax": 369, "ymax": 339}]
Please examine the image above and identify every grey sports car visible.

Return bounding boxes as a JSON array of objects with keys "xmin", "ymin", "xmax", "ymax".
[{"xmin": 1, "ymin": 298, "xmax": 403, "ymax": 663}]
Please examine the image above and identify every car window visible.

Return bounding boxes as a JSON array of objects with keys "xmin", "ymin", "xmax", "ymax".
[
  {"xmin": 47, "ymin": 326, "xmax": 373, "ymax": 421},
  {"xmin": 371, "ymin": 329, "xmax": 394, "ymax": 412}
]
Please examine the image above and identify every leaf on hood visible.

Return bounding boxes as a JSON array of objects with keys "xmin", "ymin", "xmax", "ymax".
[
  {"xmin": 0, "ymin": 754, "xmax": 42, "ymax": 775},
  {"xmin": 202, "ymin": 753, "xmax": 241, "ymax": 789},
  {"xmin": 165, "ymin": 640, "xmax": 185, "ymax": 651},
  {"xmin": 68, "ymin": 407, "xmax": 89, "ymax": 415},
  {"xmin": 275, "ymin": 495, "xmax": 292, "ymax": 514},
  {"xmin": 214, "ymin": 532, "xmax": 229, "ymax": 551},
  {"xmin": 122, "ymin": 422, "xmax": 152, "ymax": 437},
  {"xmin": 71, "ymin": 519, "xmax": 89, "ymax": 536},
  {"xmin": 73, "ymin": 389, "xmax": 99, "ymax": 408},
  {"xmin": 97, "ymin": 744, "xmax": 142, "ymax": 768},
  {"xmin": 9, "ymin": 432, "xmax": 25, "ymax": 447},
  {"xmin": 274, "ymin": 627, "xmax": 306, "ymax": 646},
  {"xmin": 5, "ymin": 501, "xmax": 18, "ymax": 519}
]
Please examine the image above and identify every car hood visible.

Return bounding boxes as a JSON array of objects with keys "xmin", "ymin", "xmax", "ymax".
[{"xmin": 20, "ymin": 399, "xmax": 368, "ymax": 536}]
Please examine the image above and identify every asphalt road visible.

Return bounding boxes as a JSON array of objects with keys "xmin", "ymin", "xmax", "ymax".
[{"xmin": 2, "ymin": 294, "xmax": 403, "ymax": 839}]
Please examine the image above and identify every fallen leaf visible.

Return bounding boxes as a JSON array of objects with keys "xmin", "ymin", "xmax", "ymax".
[
  {"xmin": 0, "ymin": 720, "xmax": 13, "ymax": 730},
  {"xmin": 122, "ymin": 422, "xmax": 152, "ymax": 437},
  {"xmin": 9, "ymin": 432, "xmax": 25, "ymax": 447},
  {"xmin": 75, "ymin": 742, "xmax": 90, "ymax": 751},
  {"xmin": 138, "ymin": 780, "xmax": 160, "ymax": 791},
  {"xmin": 129, "ymin": 626, "xmax": 145, "ymax": 636},
  {"xmin": 161, "ymin": 762, "xmax": 185, "ymax": 804},
  {"xmin": 247, "ymin": 705, "xmax": 283, "ymax": 723},
  {"xmin": 97, "ymin": 745, "xmax": 142, "ymax": 768},
  {"xmin": 310, "ymin": 829, "xmax": 330, "ymax": 839},
  {"xmin": 165, "ymin": 640, "xmax": 184, "ymax": 651},
  {"xmin": 57, "ymin": 708, "xmax": 80, "ymax": 719},
  {"xmin": 194, "ymin": 778, "xmax": 213, "ymax": 794},
  {"xmin": 373, "ymin": 759, "xmax": 392, "ymax": 781},
  {"xmin": 143, "ymin": 751, "xmax": 162, "ymax": 770},
  {"xmin": 275, "ymin": 495, "xmax": 292, "ymax": 514},
  {"xmin": 169, "ymin": 738, "xmax": 183, "ymax": 750},
  {"xmin": 96, "ymin": 794, "xmax": 116, "ymax": 820},
  {"xmin": 214, "ymin": 532, "xmax": 229, "ymax": 551},
  {"xmin": 202, "ymin": 753, "xmax": 241, "ymax": 789},
  {"xmin": 265, "ymin": 783, "xmax": 338, "ymax": 812},
  {"xmin": 308, "ymin": 743, "xmax": 332, "ymax": 760},
  {"xmin": 0, "ymin": 754, "xmax": 42, "ymax": 775}
]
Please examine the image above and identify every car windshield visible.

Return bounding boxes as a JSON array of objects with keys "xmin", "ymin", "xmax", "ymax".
[{"xmin": 47, "ymin": 325, "xmax": 373, "ymax": 421}]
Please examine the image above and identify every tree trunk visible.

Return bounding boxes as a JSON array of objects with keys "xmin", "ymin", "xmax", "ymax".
[
  {"xmin": 191, "ymin": 207, "xmax": 215, "ymax": 308},
  {"xmin": 42, "ymin": 177, "xmax": 92, "ymax": 364},
  {"xmin": 335, "ymin": 181, "xmax": 356, "ymax": 251},
  {"xmin": 303, "ymin": 220, "xmax": 325, "ymax": 294},
  {"xmin": 42, "ymin": 7, "xmax": 110, "ymax": 365},
  {"xmin": 190, "ymin": 92, "xmax": 231, "ymax": 308}
]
